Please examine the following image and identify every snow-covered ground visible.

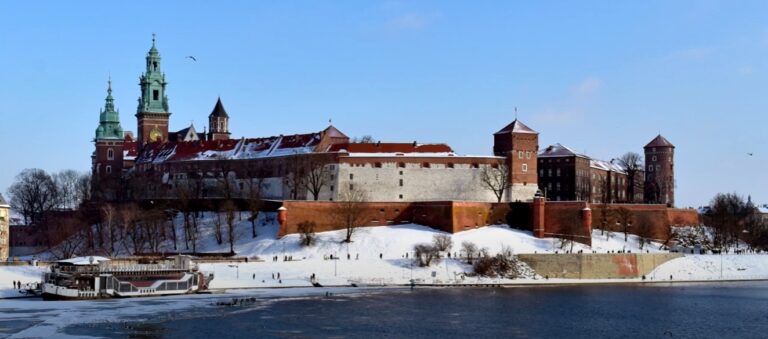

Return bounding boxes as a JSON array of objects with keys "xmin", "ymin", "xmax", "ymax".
[{"xmin": 4, "ymin": 211, "xmax": 768, "ymax": 300}]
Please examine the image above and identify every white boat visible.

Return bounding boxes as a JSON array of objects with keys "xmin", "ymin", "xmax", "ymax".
[{"xmin": 41, "ymin": 255, "xmax": 213, "ymax": 301}]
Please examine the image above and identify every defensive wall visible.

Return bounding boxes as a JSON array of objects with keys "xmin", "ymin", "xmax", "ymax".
[
  {"xmin": 517, "ymin": 253, "xmax": 683, "ymax": 279},
  {"xmin": 277, "ymin": 199, "xmax": 700, "ymax": 245}
]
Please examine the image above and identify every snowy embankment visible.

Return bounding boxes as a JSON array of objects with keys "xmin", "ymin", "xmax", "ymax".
[
  {"xmin": 4, "ymin": 212, "xmax": 768, "ymax": 298},
  {"xmin": 0, "ymin": 265, "xmax": 47, "ymax": 298}
]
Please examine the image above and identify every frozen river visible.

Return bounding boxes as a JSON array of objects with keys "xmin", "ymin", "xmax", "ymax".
[{"xmin": 2, "ymin": 282, "xmax": 768, "ymax": 338}]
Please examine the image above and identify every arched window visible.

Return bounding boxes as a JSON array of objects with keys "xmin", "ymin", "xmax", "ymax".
[
  {"xmin": 107, "ymin": 148, "xmax": 114, "ymax": 160},
  {"xmin": 106, "ymin": 165, "xmax": 112, "ymax": 174}
]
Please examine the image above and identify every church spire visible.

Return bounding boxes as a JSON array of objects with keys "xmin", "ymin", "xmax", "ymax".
[{"xmin": 96, "ymin": 78, "xmax": 123, "ymax": 140}]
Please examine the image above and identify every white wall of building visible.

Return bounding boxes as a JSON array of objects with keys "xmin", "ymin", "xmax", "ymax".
[{"xmin": 333, "ymin": 161, "xmax": 518, "ymax": 202}]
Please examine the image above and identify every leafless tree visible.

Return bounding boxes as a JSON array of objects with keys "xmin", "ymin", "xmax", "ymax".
[
  {"xmin": 301, "ymin": 157, "xmax": 332, "ymax": 201},
  {"xmin": 351, "ymin": 135, "xmax": 375, "ymax": 143},
  {"xmin": 634, "ymin": 214, "xmax": 656, "ymax": 250},
  {"xmin": 414, "ymin": 243, "xmax": 440, "ymax": 267},
  {"xmin": 174, "ymin": 177, "xmax": 196, "ymax": 250},
  {"xmin": 616, "ymin": 152, "xmax": 643, "ymax": 203},
  {"xmin": 8, "ymin": 168, "xmax": 60, "ymax": 225},
  {"xmin": 480, "ymin": 161, "xmax": 510, "ymax": 203},
  {"xmin": 54, "ymin": 170, "xmax": 83, "ymax": 210},
  {"xmin": 704, "ymin": 193, "xmax": 750, "ymax": 252},
  {"xmin": 76, "ymin": 173, "xmax": 92, "ymax": 205},
  {"xmin": 461, "ymin": 241, "xmax": 478, "ymax": 264},
  {"xmin": 555, "ymin": 209, "xmax": 585, "ymax": 252},
  {"xmin": 432, "ymin": 234, "xmax": 453, "ymax": 252},
  {"xmin": 284, "ymin": 154, "xmax": 307, "ymax": 200},
  {"xmin": 298, "ymin": 221, "xmax": 316, "ymax": 247},
  {"xmin": 244, "ymin": 163, "xmax": 267, "ymax": 238},
  {"xmin": 49, "ymin": 229, "xmax": 86, "ymax": 260},
  {"xmin": 119, "ymin": 203, "xmax": 142, "ymax": 254},
  {"xmin": 213, "ymin": 209, "xmax": 225, "ymax": 245},
  {"xmin": 615, "ymin": 207, "xmax": 633, "ymax": 242},
  {"xmin": 334, "ymin": 189, "xmax": 368, "ymax": 243},
  {"xmin": 222, "ymin": 200, "xmax": 239, "ymax": 254},
  {"xmin": 100, "ymin": 204, "xmax": 119, "ymax": 256}
]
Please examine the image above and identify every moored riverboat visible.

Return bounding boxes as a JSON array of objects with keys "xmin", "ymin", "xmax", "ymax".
[{"xmin": 41, "ymin": 255, "xmax": 213, "ymax": 301}]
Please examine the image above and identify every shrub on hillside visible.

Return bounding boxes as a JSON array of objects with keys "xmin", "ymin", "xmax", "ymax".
[
  {"xmin": 461, "ymin": 241, "xmax": 478, "ymax": 264},
  {"xmin": 414, "ymin": 243, "xmax": 441, "ymax": 267},
  {"xmin": 298, "ymin": 221, "xmax": 316, "ymax": 247},
  {"xmin": 471, "ymin": 246, "xmax": 524, "ymax": 279},
  {"xmin": 432, "ymin": 234, "xmax": 453, "ymax": 252}
]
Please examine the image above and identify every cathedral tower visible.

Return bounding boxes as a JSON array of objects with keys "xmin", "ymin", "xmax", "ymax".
[
  {"xmin": 644, "ymin": 134, "xmax": 675, "ymax": 206},
  {"xmin": 136, "ymin": 35, "xmax": 171, "ymax": 149},
  {"xmin": 93, "ymin": 79, "xmax": 125, "ymax": 198},
  {"xmin": 207, "ymin": 97, "xmax": 230, "ymax": 140}
]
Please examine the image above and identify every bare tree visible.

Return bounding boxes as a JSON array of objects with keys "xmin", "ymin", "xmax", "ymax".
[
  {"xmin": 298, "ymin": 221, "xmax": 316, "ymax": 247},
  {"xmin": 174, "ymin": 177, "xmax": 196, "ymax": 250},
  {"xmin": 615, "ymin": 207, "xmax": 633, "ymax": 242},
  {"xmin": 635, "ymin": 214, "xmax": 655, "ymax": 250},
  {"xmin": 246, "ymin": 177, "xmax": 265, "ymax": 238},
  {"xmin": 432, "ymin": 234, "xmax": 453, "ymax": 252},
  {"xmin": 222, "ymin": 200, "xmax": 238, "ymax": 254},
  {"xmin": 461, "ymin": 241, "xmax": 478, "ymax": 264},
  {"xmin": 100, "ymin": 204, "xmax": 119, "ymax": 256},
  {"xmin": 284, "ymin": 154, "xmax": 307, "ymax": 200},
  {"xmin": 119, "ymin": 203, "xmax": 142, "ymax": 254},
  {"xmin": 480, "ymin": 161, "xmax": 510, "ymax": 203},
  {"xmin": 334, "ymin": 189, "xmax": 368, "ymax": 243},
  {"xmin": 54, "ymin": 170, "xmax": 82, "ymax": 210},
  {"xmin": 351, "ymin": 135, "xmax": 375, "ymax": 143},
  {"xmin": 49, "ymin": 229, "xmax": 86, "ymax": 260},
  {"xmin": 301, "ymin": 157, "xmax": 332, "ymax": 201},
  {"xmin": 8, "ymin": 168, "xmax": 60, "ymax": 225},
  {"xmin": 616, "ymin": 152, "xmax": 643, "ymax": 203},
  {"xmin": 76, "ymin": 173, "xmax": 92, "ymax": 205},
  {"xmin": 704, "ymin": 193, "xmax": 750, "ymax": 252},
  {"xmin": 414, "ymin": 243, "xmax": 440, "ymax": 267}
]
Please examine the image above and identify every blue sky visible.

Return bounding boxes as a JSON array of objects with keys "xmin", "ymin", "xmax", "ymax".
[{"xmin": 0, "ymin": 1, "xmax": 766, "ymax": 207}]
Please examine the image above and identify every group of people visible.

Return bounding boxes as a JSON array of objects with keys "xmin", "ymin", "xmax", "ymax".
[
  {"xmin": 12, "ymin": 281, "xmax": 26, "ymax": 290},
  {"xmin": 271, "ymin": 255, "xmax": 293, "ymax": 262}
]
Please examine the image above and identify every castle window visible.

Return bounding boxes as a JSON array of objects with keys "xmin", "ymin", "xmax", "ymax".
[
  {"xmin": 349, "ymin": 184, "xmax": 354, "ymax": 191},
  {"xmin": 652, "ymin": 156, "xmax": 657, "ymax": 162},
  {"xmin": 539, "ymin": 169, "xmax": 543, "ymax": 177},
  {"xmin": 522, "ymin": 164, "xmax": 528, "ymax": 172},
  {"xmin": 648, "ymin": 165, "xmax": 653, "ymax": 172},
  {"xmin": 374, "ymin": 162, "xmax": 382, "ymax": 168},
  {"xmin": 153, "ymin": 90, "xmax": 159, "ymax": 101},
  {"xmin": 398, "ymin": 162, "xmax": 406, "ymax": 168},
  {"xmin": 518, "ymin": 151, "xmax": 524, "ymax": 159},
  {"xmin": 526, "ymin": 151, "xmax": 531, "ymax": 159},
  {"xmin": 421, "ymin": 163, "xmax": 430, "ymax": 168},
  {"xmin": 349, "ymin": 173, "xmax": 354, "ymax": 180},
  {"xmin": 556, "ymin": 183, "xmax": 561, "ymax": 191},
  {"xmin": 330, "ymin": 185, "xmax": 334, "ymax": 191},
  {"xmin": 399, "ymin": 194, "xmax": 403, "ymax": 199},
  {"xmin": 107, "ymin": 148, "xmax": 114, "ymax": 160},
  {"xmin": 447, "ymin": 163, "xmax": 454, "ymax": 169},
  {"xmin": 548, "ymin": 169, "xmax": 552, "ymax": 177},
  {"xmin": 106, "ymin": 166, "xmax": 112, "ymax": 174},
  {"xmin": 153, "ymin": 61, "xmax": 158, "ymax": 70},
  {"xmin": 556, "ymin": 169, "xmax": 561, "ymax": 177},
  {"xmin": 399, "ymin": 171, "xmax": 403, "ymax": 175},
  {"xmin": 471, "ymin": 163, "xmax": 479, "ymax": 169},
  {"xmin": 399, "ymin": 179, "xmax": 404, "ymax": 187}
]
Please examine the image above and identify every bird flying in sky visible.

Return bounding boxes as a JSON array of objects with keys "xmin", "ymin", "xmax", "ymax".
[
  {"xmin": 186, "ymin": 56, "xmax": 197, "ymax": 62},
  {"xmin": 747, "ymin": 153, "xmax": 754, "ymax": 156}
]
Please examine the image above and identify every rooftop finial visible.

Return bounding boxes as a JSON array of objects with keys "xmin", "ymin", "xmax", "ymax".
[
  {"xmin": 515, "ymin": 107, "xmax": 518, "ymax": 120},
  {"xmin": 152, "ymin": 33, "xmax": 156, "ymax": 46},
  {"xmin": 107, "ymin": 74, "xmax": 112, "ymax": 94}
]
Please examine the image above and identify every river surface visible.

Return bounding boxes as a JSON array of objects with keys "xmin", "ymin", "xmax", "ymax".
[{"xmin": 5, "ymin": 282, "xmax": 768, "ymax": 338}]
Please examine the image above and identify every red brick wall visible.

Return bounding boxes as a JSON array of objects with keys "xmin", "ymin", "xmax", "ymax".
[
  {"xmin": 542, "ymin": 201, "xmax": 592, "ymax": 245},
  {"xmin": 667, "ymin": 208, "xmax": 699, "ymax": 226}
]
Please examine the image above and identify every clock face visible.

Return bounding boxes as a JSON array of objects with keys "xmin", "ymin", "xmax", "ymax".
[{"xmin": 149, "ymin": 127, "xmax": 162, "ymax": 142}]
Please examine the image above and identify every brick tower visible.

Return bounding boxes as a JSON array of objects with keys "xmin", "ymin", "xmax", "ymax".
[
  {"xmin": 493, "ymin": 119, "xmax": 539, "ymax": 202},
  {"xmin": 207, "ymin": 97, "xmax": 231, "ymax": 140},
  {"xmin": 644, "ymin": 134, "xmax": 675, "ymax": 206},
  {"xmin": 136, "ymin": 34, "xmax": 171, "ymax": 150},
  {"xmin": 92, "ymin": 79, "xmax": 125, "ymax": 200}
]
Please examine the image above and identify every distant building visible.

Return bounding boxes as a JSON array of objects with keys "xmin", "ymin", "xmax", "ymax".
[
  {"xmin": 0, "ymin": 194, "xmax": 9, "ymax": 260},
  {"xmin": 536, "ymin": 144, "xmax": 638, "ymax": 203}
]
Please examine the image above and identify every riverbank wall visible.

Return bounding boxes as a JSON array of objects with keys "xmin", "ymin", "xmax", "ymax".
[{"xmin": 517, "ymin": 253, "xmax": 683, "ymax": 279}]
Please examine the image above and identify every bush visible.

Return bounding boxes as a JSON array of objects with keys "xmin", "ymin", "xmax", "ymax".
[
  {"xmin": 414, "ymin": 243, "xmax": 440, "ymax": 267},
  {"xmin": 432, "ymin": 234, "xmax": 453, "ymax": 252},
  {"xmin": 472, "ymin": 246, "xmax": 523, "ymax": 279},
  {"xmin": 461, "ymin": 241, "xmax": 478, "ymax": 264},
  {"xmin": 298, "ymin": 221, "xmax": 316, "ymax": 247}
]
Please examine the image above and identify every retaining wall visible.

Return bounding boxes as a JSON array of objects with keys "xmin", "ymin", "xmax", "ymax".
[{"xmin": 517, "ymin": 253, "xmax": 683, "ymax": 279}]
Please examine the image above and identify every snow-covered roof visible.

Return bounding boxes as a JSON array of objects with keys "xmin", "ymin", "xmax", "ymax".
[
  {"xmin": 590, "ymin": 159, "xmax": 627, "ymax": 174},
  {"xmin": 58, "ymin": 256, "xmax": 111, "ymax": 265},
  {"xmin": 329, "ymin": 142, "xmax": 454, "ymax": 156},
  {"xmin": 136, "ymin": 129, "xmax": 328, "ymax": 164},
  {"xmin": 538, "ymin": 143, "xmax": 588, "ymax": 158},
  {"xmin": 758, "ymin": 205, "xmax": 768, "ymax": 214}
]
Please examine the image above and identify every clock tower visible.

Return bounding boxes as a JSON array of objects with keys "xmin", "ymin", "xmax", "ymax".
[{"xmin": 136, "ymin": 34, "xmax": 171, "ymax": 150}]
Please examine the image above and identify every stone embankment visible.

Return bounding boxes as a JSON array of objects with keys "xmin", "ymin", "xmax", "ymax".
[{"xmin": 517, "ymin": 253, "xmax": 683, "ymax": 279}]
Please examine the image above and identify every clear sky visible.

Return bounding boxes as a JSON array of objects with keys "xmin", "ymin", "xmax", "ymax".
[{"xmin": 0, "ymin": 1, "xmax": 766, "ymax": 208}]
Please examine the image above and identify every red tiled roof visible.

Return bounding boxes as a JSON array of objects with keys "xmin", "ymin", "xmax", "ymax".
[{"xmin": 327, "ymin": 143, "xmax": 453, "ymax": 153}]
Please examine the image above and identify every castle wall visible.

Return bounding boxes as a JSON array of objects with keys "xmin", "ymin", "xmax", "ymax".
[{"xmin": 0, "ymin": 205, "xmax": 9, "ymax": 260}]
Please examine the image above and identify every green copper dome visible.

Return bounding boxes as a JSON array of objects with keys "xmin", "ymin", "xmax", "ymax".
[{"xmin": 95, "ymin": 79, "xmax": 124, "ymax": 140}]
